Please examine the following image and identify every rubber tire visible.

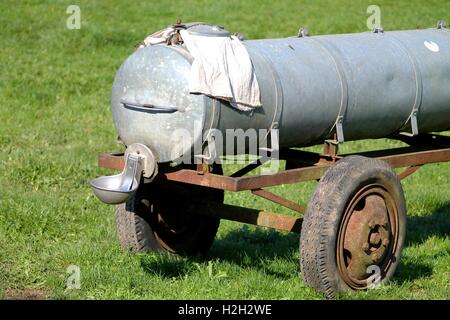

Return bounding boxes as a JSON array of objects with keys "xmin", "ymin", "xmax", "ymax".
[
  {"xmin": 115, "ymin": 166, "xmax": 223, "ymax": 256},
  {"xmin": 299, "ymin": 156, "xmax": 407, "ymax": 298}
]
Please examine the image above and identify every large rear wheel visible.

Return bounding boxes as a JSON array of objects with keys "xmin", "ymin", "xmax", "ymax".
[{"xmin": 300, "ymin": 156, "xmax": 406, "ymax": 298}]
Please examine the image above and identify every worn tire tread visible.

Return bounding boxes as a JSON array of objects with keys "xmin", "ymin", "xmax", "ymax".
[{"xmin": 300, "ymin": 156, "xmax": 406, "ymax": 298}]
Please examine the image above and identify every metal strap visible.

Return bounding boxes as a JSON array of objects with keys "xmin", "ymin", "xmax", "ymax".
[
  {"xmin": 176, "ymin": 45, "xmax": 222, "ymax": 163},
  {"xmin": 244, "ymin": 43, "xmax": 284, "ymax": 151},
  {"xmin": 307, "ymin": 38, "xmax": 349, "ymax": 143},
  {"xmin": 195, "ymin": 44, "xmax": 284, "ymax": 161},
  {"xmin": 197, "ymin": 97, "xmax": 221, "ymax": 162},
  {"xmin": 388, "ymin": 34, "xmax": 423, "ymax": 137}
]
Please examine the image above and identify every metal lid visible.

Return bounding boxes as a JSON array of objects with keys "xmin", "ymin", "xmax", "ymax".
[{"xmin": 187, "ymin": 24, "xmax": 230, "ymax": 37}]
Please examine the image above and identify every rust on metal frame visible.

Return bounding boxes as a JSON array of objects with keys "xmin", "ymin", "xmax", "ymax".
[
  {"xmin": 96, "ymin": 134, "xmax": 449, "ymax": 234},
  {"xmin": 194, "ymin": 201, "xmax": 303, "ymax": 233},
  {"xmin": 322, "ymin": 133, "xmax": 340, "ymax": 162},
  {"xmin": 374, "ymin": 148, "xmax": 450, "ymax": 168},
  {"xmin": 98, "ymin": 152, "xmax": 125, "ymax": 171},
  {"xmin": 398, "ymin": 165, "xmax": 423, "ymax": 180},
  {"xmin": 230, "ymin": 158, "xmax": 264, "ymax": 177},
  {"xmin": 251, "ymin": 188, "xmax": 306, "ymax": 213},
  {"xmin": 98, "ymin": 136, "xmax": 450, "ymax": 191},
  {"xmin": 162, "ymin": 169, "xmax": 239, "ymax": 190}
]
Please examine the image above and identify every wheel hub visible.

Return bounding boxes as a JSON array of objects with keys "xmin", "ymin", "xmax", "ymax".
[{"xmin": 342, "ymin": 193, "xmax": 391, "ymax": 281}]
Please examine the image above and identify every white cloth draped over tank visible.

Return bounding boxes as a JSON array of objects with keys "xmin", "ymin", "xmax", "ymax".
[{"xmin": 140, "ymin": 27, "xmax": 261, "ymax": 112}]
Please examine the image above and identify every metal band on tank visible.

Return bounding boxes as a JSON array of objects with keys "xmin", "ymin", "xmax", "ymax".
[
  {"xmin": 387, "ymin": 34, "xmax": 423, "ymax": 137},
  {"xmin": 169, "ymin": 45, "xmax": 221, "ymax": 159},
  {"xmin": 438, "ymin": 25, "xmax": 450, "ymax": 130},
  {"xmin": 305, "ymin": 38, "xmax": 350, "ymax": 143},
  {"xmin": 244, "ymin": 43, "xmax": 284, "ymax": 142},
  {"xmin": 201, "ymin": 96, "xmax": 221, "ymax": 158}
]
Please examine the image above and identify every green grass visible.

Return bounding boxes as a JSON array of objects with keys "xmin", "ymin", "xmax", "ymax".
[{"xmin": 0, "ymin": 0, "xmax": 449, "ymax": 300}]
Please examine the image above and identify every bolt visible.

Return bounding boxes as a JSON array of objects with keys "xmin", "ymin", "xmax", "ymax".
[
  {"xmin": 371, "ymin": 252, "xmax": 378, "ymax": 263},
  {"xmin": 298, "ymin": 28, "xmax": 309, "ymax": 37},
  {"xmin": 374, "ymin": 25, "xmax": 384, "ymax": 34},
  {"xmin": 362, "ymin": 242, "xmax": 370, "ymax": 251},
  {"xmin": 369, "ymin": 233, "xmax": 381, "ymax": 246},
  {"xmin": 437, "ymin": 20, "xmax": 447, "ymax": 29},
  {"xmin": 234, "ymin": 32, "xmax": 244, "ymax": 41}
]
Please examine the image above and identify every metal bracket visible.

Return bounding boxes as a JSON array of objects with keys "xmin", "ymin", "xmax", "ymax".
[
  {"xmin": 373, "ymin": 25, "xmax": 384, "ymax": 34},
  {"xmin": 234, "ymin": 32, "xmax": 245, "ymax": 40},
  {"xmin": 125, "ymin": 143, "xmax": 156, "ymax": 179},
  {"xmin": 298, "ymin": 28, "xmax": 310, "ymax": 37},
  {"xmin": 323, "ymin": 139, "xmax": 339, "ymax": 159},
  {"xmin": 166, "ymin": 19, "xmax": 187, "ymax": 45},
  {"xmin": 388, "ymin": 35, "xmax": 423, "ymax": 137},
  {"xmin": 401, "ymin": 110, "xmax": 419, "ymax": 137},
  {"xmin": 437, "ymin": 20, "xmax": 447, "ymax": 29},
  {"xmin": 194, "ymin": 131, "xmax": 216, "ymax": 166},
  {"xmin": 122, "ymin": 154, "xmax": 143, "ymax": 191},
  {"xmin": 259, "ymin": 126, "xmax": 280, "ymax": 161},
  {"xmin": 336, "ymin": 116, "xmax": 345, "ymax": 143}
]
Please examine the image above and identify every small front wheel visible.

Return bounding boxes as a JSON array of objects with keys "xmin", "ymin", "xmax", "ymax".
[
  {"xmin": 116, "ymin": 165, "xmax": 223, "ymax": 256},
  {"xmin": 300, "ymin": 156, "xmax": 406, "ymax": 298}
]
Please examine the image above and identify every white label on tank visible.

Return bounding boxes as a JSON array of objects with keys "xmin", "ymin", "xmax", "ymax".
[{"xmin": 424, "ymin": 41, "xmax": 440, "ymax": 52}]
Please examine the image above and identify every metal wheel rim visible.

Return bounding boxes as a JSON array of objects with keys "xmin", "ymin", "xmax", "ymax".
[{"xmin": 336, "ymin": 184, "xmax": 400, "ymax": 290}]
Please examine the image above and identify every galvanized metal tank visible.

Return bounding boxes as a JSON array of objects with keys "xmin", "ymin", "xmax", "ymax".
[{"xmin": 111, "ymin": 22, "xmax": 450, "ymax": 163}]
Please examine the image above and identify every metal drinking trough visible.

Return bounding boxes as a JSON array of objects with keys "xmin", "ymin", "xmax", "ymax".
[{"xmin": 91, "ymin": 21, "xmax": 450, "ymax": 298}]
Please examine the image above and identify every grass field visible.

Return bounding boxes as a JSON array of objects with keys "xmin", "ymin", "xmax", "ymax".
[{"xmin": 0, "ymin": 0, "xmax": 449, "ymax": 300}]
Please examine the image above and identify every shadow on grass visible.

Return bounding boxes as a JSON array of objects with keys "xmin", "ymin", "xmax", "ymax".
[
  {"xmin": 139, "ymin": 226, "xmax": 299, "ymax": 279},
  {"xmin": 393, "ymin": 259, "xmax": 433, "ymax": 284},
  {"xmin": 210, "ymin": 226, "xmax": 299, "ymax": 279},
  {"xmin": 393, "ymin": 202, "xmax": 450, "ymax": 282},
  {"xmin": 140, "ymin": 253, "xmax": 196, "ymax": 279},
  {"xmin": 139, "ymin": 202, "xmax": 449, "ymax": 282},
  {"xmin": 405, "ymin": 202, "xmax": 450, "ymax": 246}
]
